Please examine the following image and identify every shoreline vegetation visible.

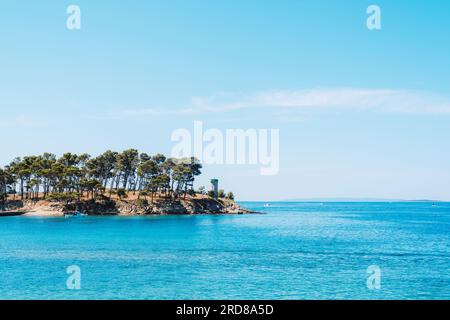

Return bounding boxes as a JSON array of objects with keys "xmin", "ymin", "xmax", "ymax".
[{"xmin": 0, "ymin": 150, "xmax": 253, "ymax": 216}]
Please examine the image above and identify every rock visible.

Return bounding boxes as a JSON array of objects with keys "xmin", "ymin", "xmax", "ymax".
[{"xmin": 1, "ymin": 196, "xmax": 256, "ymax": 216}]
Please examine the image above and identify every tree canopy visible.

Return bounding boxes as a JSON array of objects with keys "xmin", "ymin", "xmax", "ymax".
[{"xmin": 0, "ymin": 150, "xmax": 203, "ymax": 203}]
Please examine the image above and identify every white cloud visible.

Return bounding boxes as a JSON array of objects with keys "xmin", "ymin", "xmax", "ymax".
[
  {"xmin": 118, "ymin": 88, "xmax": 450, "ymax": 116},
  {"xmin": 0, "ymin": 115, "xmax": 41, "ymax": 128}
]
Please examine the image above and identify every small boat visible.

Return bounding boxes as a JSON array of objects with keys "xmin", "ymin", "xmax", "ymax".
[{"xmin": 263, "ymin": 203, "xmax": 271, "ymax": 207}]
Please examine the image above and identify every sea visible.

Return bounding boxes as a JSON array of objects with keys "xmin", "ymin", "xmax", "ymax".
[{"xmin": 0, "ymin": 202, "xmax": 449, "ymax": 299}]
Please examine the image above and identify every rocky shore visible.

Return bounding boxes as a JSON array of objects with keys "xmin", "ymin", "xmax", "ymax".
[{"xmin": 0, "ymin": 196, "xmax": 254, "ymax": 217}]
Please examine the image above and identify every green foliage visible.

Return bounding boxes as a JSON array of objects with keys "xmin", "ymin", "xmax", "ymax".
[
  {"xmin": 197, "ymin": 186, "xmax": 206, "ymax": 195},
  {"xmin": 116, "ymin": 149, "xmax": 139, "ymax": 189},
  {"xmin": 218, "ymin": 189, "xmax": 226, "ymax": 198},
  {"xmin": 207, "ymin": 190, "xmax": 216, "ymax": 198},
  {"xmin": 47, "ymin": 192, "xmax": 78, "ymax": 203},
  {"xmin": 116, "ymin": 188, "xmax": 128, "ymax": 199},
  {"xmin": 139, "ymin": 190, "xmax": 149, "ymax": 197},
  {"xmin": 0, "ymin": 150, "xmax": 204, "ymax": 202},
  {"xmin": 135, "ymin": 198, "xmax": 149, "ymax": 206},
  {"xmin": 226, "ymin": 192, "xmax": 235, "ymax": 200},
  {"xmin": 96, "ymin": 193, "xmax": 110, "ymax": 201},
  {"xmin": 0, "ymin": 169, "xmax": 11, "ymax": 202}
]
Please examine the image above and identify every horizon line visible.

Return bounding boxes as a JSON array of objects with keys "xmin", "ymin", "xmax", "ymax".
[{"xmin": 238, "ymin": 198, "xmax": 447, "ymax": 203}]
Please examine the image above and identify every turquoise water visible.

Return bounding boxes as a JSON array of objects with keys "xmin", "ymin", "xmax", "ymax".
[{"xmin": 0, "ymin": 202, "xmax": 449, "ymax": 300}]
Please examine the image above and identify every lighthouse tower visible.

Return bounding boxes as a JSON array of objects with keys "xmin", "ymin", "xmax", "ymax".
[{"xmin": 210, "ymin": 179, "xmax": 219, "ymax": 198}]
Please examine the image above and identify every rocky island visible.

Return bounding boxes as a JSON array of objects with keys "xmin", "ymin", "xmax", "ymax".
[
  {"xmin": 0, "ymin": 150, "xmax": 253, "ymax": 216},
  {"xmin": 0, "ymin": 194, "xmax": 252, "ymax": 217}
]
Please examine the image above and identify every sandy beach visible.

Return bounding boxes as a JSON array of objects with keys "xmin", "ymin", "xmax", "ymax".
[
  {"xmin": 23, "ymin": 209, "xmax": 64, "ymax": 217},
  {"xmin": 1, "ymin": 200, "xmax": 65, "ymax": 217},
  {"xmin": 0, "ymin": 209, "xmax": 64, "ymax": 217}
]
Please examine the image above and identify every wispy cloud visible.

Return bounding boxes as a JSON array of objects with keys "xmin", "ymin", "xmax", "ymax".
[
  {"xmin": 113, "ymin": 107, "xmax": 200, "ymax": 117},
  {"xmin": 117, "ymin": 88, "xmax": 450, "ymax": 116},
  {"xmin": 0, "ymin": 115, "xmax": 42, "ymax": 129}
]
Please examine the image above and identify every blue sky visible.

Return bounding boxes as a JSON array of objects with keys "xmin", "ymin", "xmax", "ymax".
[{"xmin": 1, "ymin": 0, "xmax": 450, "ymax": 200}]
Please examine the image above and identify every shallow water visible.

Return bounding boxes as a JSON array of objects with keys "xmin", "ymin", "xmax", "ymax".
[{"xmin": 0, "ymin": 202, "xmax": 449, "ymax": 299}]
